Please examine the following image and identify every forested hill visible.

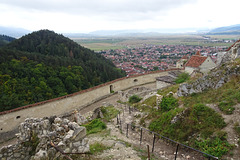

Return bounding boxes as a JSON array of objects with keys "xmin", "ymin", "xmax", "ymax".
[
  {"xmin": 0, "ymin": 34, "xmax": 15, "ymax": 47},
  {"xmin": 0, "ymin": 30, "xmax": 125, "ymax": 112}
]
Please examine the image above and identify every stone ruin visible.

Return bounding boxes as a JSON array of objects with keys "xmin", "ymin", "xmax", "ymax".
[
  {"xmin": 118, "ymin": 86, "xmax": 152, "ymax": 102},
  {"xmin": 0, "ymin": 112, "xmax": 89, "ymax": 160}
]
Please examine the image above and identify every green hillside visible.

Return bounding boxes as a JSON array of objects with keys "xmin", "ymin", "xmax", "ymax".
[
  {"xmin": 132, "ymin": 58, "xmax": 240, "ymax": 158},
  {"xmin": 0, "ymin": 34, "xmax": 15, "ymax": 47},
  {"xmin": 0, "ymin": 30, "xmax": 125, "ymax": 111}
]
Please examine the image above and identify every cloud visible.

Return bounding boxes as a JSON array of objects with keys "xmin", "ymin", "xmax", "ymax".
[
  {"xmin": 1, "ymin": 0, "xmax": 238, "ymax": 33},
  {"xmin": 1, "ymin": 0, "xmax": 196, "ymax": 14}
]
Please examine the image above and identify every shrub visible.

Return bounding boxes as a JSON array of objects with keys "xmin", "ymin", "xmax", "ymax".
[
  {"xmin": 175, "ymin": 72, "xmax": 190, "ymax": 84},
  {"xmin": 23, "ymin": 131, "xmax": 40, "ymax": 156},
  {"xmin": 149, "ymin": 104, "xmax": 226, "ymax": 146},
  {"xmin": 195, "ymin": 137, "xmax": 233, "ymax": 158},
  {"xmin": 159, "ymin": 95, "xmax": 178, "ymax": 112},
  {"xmin": 83, "ymin": 119, "xmax": 106, "ymax": 134},
  {"xmin": 129, "ymin": 95, "xmax": 142, "ymax": 104}
]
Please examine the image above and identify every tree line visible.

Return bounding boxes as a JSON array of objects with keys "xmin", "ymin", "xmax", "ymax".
[{"xmin": 0, "ymin": 30, "xmax": 126, "ymax": 111}]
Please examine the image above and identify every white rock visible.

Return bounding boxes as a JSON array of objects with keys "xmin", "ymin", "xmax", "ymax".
[
  {"xmin": 34, "ymin": 149, "xmax": 48, "ymax": 160},
  {"xmin": 54, "ymin": 117, "xmax": 62, "ymax": 124},
  {"xmin": 73, "ymin": 141, "xmax": 81, "ymax": 147}
]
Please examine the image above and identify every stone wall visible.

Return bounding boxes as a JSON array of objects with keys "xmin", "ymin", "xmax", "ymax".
[
  {"xmin": 199, "ymin": 56, "xmax": 217, "ymax": 74},
  {"xmin": 0, "ymin": 114, "xmax": 89, "ymax": 160},
  {"xmin": 0, "ymin": 69, "xmax": 181, "ymax": 142}
]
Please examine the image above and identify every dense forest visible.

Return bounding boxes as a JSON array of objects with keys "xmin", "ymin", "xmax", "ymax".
[
  {"xmin": 0, "ymin": 34, "xmax": 15, "ymax": 47},
  {"xmin": 0, "ymin": 30, "xmax": 126, "ymax": 112}
]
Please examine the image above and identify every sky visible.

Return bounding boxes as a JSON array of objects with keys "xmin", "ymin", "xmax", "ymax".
[{"xmin": 0, "ymin": 0, "xmax": 239, "ymax": 33}]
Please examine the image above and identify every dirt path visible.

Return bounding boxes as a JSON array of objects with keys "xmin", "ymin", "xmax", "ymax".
[
  {"xmin": 207, "ymin": 104, "xmax": 240, "ymax": 160},
  {"xmin": 110, "ymin": 103, "xmax": 206, "ymax": 160}
]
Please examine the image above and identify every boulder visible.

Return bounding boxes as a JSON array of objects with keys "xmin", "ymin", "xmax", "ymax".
[{"xmin": 91, "ymin": 107, "xmax": 104, "ymax": 119}]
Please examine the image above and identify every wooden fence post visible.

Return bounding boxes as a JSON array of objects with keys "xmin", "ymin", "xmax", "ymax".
[
  {"xmin": 152, "ymin": 134, "xmax": 156, "ymax": 152},
  {"xmin": 174, "ymin": 144, "xmax": 179, "ymax": 160},
  {"xmin": 140, "ymin": 128, "xmax": 143, "ymax": 146},
  {"xmin": 126, "ymin": 124, "xmax": 129, "ymax": 138}
]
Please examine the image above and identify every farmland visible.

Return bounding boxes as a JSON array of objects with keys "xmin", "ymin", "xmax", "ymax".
[{"xmin": 72, "ymin": 35, "xmax": 237, "ymax": 51}]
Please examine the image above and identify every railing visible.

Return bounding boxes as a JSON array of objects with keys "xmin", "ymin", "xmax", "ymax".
[{"xmin": 116, "ymin": 104, "xmax": 218, "ymax": 160}]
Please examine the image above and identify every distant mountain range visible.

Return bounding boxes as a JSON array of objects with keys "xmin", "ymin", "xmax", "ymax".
[
  {"xmin": 65, "ymin": 28, "xmax": 200, "ymax": 38},
  {"xmin": 1, "ymin": 24, "xmax": 240, "ymax": 38},
  {"xmin": 0, "ymin": 26, "xmax": 31, "ymax": 38},
  {"xmin": 208, "ymin": 24, "xmax": 240, "ymax": 35}
]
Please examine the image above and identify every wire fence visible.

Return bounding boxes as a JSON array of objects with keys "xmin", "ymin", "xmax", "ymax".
[{"xmin": 116, "ymin": 104, "xmax": 218, "ymax": 160}]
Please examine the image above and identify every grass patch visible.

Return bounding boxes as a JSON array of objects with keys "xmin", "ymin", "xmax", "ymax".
[
  {"xmin": 101, "ymin": 106, "xmax": 119, "ymax": 122},
  {"xmin": 157, "ymin": 84, "xmax": 179, "ymax": 96},
  {"xmin": 90, "ymin": 142, "xmax": 111, "ymax": 154},
  {"xmin": 83, "ymin": 119, "xmax": 107, "ymax": 134},
  {"xmin": 149, "ymin": 103, "xmax": 226, "ymax": 143},
  {"xmin": 181, "ymin": 75, "xmax": 240, "ymax": 114},
  {"xmin": 142, "ymin": 95, "xmax": 156, "ymax": 106},
  {"xmin": 175, "ymin": 72, "xmax": 190, "ymax": 84},
  {"xmin": 234, "ymin": 122, "xmax": 240, "ymax": 144},
  {"xmin": 148, "ymin": 103, "xmax": 230, "ymax": 157},
  {"xmin": 218, "ymin": 102, "xmax": 235, "ymax": 114},
  {"xmin": 117, "ymin": 100, "xmax": 127, "ymax": 104},
  {"xmin": 195, "ymin": 136, "xmax": 233, "ymax": 158},
  {"xmin": 116, "ymin": 139, "xmax": 131, "ymax": 147},
  {"xmin": 129, "ymin": 95, "xmax": 142, "ymax": 104}
]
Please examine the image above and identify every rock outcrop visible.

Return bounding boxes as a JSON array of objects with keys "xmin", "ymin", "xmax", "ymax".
[
  {"xmin": 178, "ymin": 42, "xmax": 240, "ymax": 97},
  {"xmin": 0, "ymin": 116, "xmax": 89, "ymax": 160}
]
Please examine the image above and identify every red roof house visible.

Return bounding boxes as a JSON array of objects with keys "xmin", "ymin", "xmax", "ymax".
[{"xmin": 185, "ymin": 51, "xmax": 216, "ymax": 74}]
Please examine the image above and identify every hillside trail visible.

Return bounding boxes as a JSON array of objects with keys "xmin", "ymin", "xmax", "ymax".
[
  {"xmin": 81, "ymin": 82, "xmax": 206, "ymax": 159},
  {"xmin": 108, "ymin": 103, "xmax": 207, "ymax": 160},
  {"xmin": 207, "ymin": 104, "xmax": 240, "ymax": 160}
]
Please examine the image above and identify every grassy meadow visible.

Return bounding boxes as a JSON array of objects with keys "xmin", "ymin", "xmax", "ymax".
[{"xmin": 72, "ymin": 35, "xmax": 236, "ymax": 51}]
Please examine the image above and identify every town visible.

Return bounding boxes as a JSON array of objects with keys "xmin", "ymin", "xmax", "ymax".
[{"xmin": 100, "ymin": 44, "xmax": 228, "ymax": 76}]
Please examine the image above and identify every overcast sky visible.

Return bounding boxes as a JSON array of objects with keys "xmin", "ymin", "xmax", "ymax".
[{"xmin": 0, "ymin": 0, "xmax": 239, "ymax": 33}]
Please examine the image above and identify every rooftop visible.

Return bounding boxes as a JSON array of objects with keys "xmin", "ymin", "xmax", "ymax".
[{"xmin": 185, "ymin": 54, "xmax": 207, "ymax": 68}]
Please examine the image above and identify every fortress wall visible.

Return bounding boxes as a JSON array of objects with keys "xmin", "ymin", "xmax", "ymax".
[{"xmin": 0, "ymin": 69, "xmax": 180, "ymax": 142}]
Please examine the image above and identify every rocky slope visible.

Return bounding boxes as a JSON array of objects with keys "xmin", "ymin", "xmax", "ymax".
[{"xmin": 178, "ymin": 40, "xmax": 240, "ymax": 97}]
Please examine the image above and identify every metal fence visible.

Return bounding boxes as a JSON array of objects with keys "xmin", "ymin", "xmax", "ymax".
[{"xmin": 116, "ymin": 104, "xmax": 218, "ymax": 160}]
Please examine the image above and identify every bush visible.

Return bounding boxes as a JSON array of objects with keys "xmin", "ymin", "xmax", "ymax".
[
  {"xmin": 195, "ymin": 137, "xmax": 233, "ymax": 158},
  {"xmin": 149, "ymin": 104, "xmax": 226, "ymax": 148},
  {"xmin": 83, "ymin": 119, "xmax": 106, "ymax": 134},
  {"xmin": 129, "ymin": 95, "xmax": 142, "ymax": 104},
  {"xmin": 23, "ymin": 131, "xmax": 40, "ymax": 156},
  {"xmin": 175, "ymin": 72, "xmax": 190, "ymax": 84},
  {"xmin": 159, "ymin": 95, "xmax": 178, "ymax": 112}
]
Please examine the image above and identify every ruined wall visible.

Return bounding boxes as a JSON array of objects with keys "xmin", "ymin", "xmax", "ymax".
[
  {"xmin": 0, "ymin": 116, "xmax": 89, "ymax": 160},
  {"xmin": 0, "ymin": 69, "xmax": 181, "ymax": 142},
  {"xmin": 156, "ymin": 81, "xmax": 171, "ymax": 89}
]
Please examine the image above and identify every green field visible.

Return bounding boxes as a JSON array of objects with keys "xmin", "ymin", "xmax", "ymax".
[{"xmin": 72, "ymin": 35, "xmax": 238, "ymax": 51}]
